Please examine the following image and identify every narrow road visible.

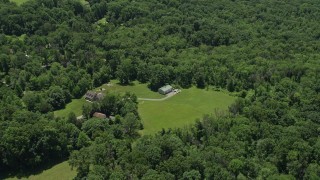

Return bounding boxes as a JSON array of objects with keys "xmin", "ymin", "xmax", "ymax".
[{"xmin": 138, "ymin": 92, "xmax": 177, "ymax": 101}]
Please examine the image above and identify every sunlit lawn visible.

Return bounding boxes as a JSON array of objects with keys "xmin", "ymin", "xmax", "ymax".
[
  {"xmin": 139, "ymin": 87, "xmax": 236, "ymax": 135},
  {"xmin": 54, "ymin": 80, "xmax": 161, "ymax": 118},
  {"xmin": 96, "ymin": 80, "xmax": 164, "ymax": 99},
  {"xmin": 11, "ymin": 0, "xmax": 88, "ymax": 6},
  {"xmin": 28, "ymin": 81, "xmax": 235, "ymax": 180},
  {"xmin": 54, "ymin": 98, "xmax": 88, "ymax": 118},
  {"xmin": 54, "ymin": 80, "xmax": 235, "ymax": 135},
  {"xmin": 5, "ymin": 161, "xmax": 76, "ymax": 180},
  {"xmin": 10, "ymin": 0, "xmax": 29, "ymax": 5}
]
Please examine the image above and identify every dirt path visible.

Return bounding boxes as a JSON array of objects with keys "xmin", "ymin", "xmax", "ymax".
[{"xmin": 138, "ymin": 92, "xmax": 177, "ymax": 101}]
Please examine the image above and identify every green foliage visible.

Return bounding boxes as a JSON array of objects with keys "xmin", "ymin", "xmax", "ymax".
[
  {"xmin": 1, "ymin": 0, "xmax": 320, "ymax": 178},
  {"xmin": 139, "ymin": 87, "xmax": 235, "ymax": 135}
]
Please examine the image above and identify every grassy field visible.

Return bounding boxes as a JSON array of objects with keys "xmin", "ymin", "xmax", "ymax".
[
  {"xmin": 17, "ymin": 81, "xmax": 234, "ymax": 179},
  {"xmin": 10, "ymin": 0, "xmax": 29, "ymax": 5},
  {"xmin": 27, "ymin": 161, "xmax": 76, "ymax": 180},
  {"xmin": 10, "ymin": 0, "xmax": 88, "ymax": 6},
  {"xmin": 139, "ymin": 87, "xmax": 236, "ymax": 135},
  {"xmin": 53, "ymin": 80, "xmax": 235, "ymax": 134},
  {"xmin": 54, "ymin": 98, "xmax": 88, "ymax": 118},
  {"xmin": 97, "ymin": 80, "xmax": 164, "ymax": 99},
  {"xmin": 6, "ymin": 161, "xmax": 76, "ymax": 180},
  {"xmin": 53, "ymin": 80, "xmax": 162, "ymax": 118}
]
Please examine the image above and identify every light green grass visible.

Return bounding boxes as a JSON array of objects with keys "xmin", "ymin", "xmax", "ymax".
[
  {"xmin": 54, "ymin": 98, "xmax": 88, "ymax": 118},
  {"xmin": 28, "ymin": 161, "xmax": 76, "ymax": 180},
  {"xmin": 5, "ymin": 34, "xmax": 26, "ymax": 41},
  {"xmin": 5, "ymin": 161, "xmax": 76, "ymax": 180},
  {"xmin": 55, "ymin": 81, "xmax": 235, "ymax": 135},
  {"xmin": 54, "ymin": 80, "xmax": 160, "ymax": 118},
  {"xmin": 79, "ymin": 0, "xmax": 89, "ymax": 6},
  {"xmin": 10, "ymin": 0, "xmax": 29, "ymax": 5},
  {"xmin": 97, "ymin": 80, "xmax": 164, "ymax": 99},
  {"xmin": 139, "ymin": 87, "xmax": 236, "ymax": 135},
  {"xmin": 15, "ymin": 82, "xmax": 234, "ymax": 180},
  {"xmin": 11, "ymin": 0, "xmax": 88, "ymax": 6}
]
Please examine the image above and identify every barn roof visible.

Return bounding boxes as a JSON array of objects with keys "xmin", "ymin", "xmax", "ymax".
[
  {"xmin": 159, "ymin": 85, "xmax": 173, "ymax": 92},
  {"xmin": 93, "ymin": 112, "xmax": 107, "ymax": 119},
  {"xmin": 85, "ymin": 91, "xmax": 96, "ymax": 98}
]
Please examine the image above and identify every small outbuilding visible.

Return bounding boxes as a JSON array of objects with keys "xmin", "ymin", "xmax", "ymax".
[
  {"xmin": 93, "ymin": 112, "xmax": 107, "ymax": 119},
  {"xmin": 85, "ymin": 91, "xmax": 96, "ymax": 101},
  {"xmin": 158, "ymin": 85, "xmax": 173, "ymax": 95},
  {"xmin": 84, "ymin": 91, "xmax": 105, "ymax": 101}
]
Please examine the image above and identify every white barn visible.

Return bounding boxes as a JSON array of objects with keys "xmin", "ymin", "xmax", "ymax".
[{"xmin": 158, "ymin": 85, "xmax": 173, "ymax": 95}]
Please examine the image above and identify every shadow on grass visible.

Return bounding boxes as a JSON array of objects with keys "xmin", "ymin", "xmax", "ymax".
[
  {"xmin": 1, "ymin": 157, "xmax": 69, "ymax": 179},
  {"xmin": 116, "ymin": 81, "xmax": 135, "ymax": 86}
]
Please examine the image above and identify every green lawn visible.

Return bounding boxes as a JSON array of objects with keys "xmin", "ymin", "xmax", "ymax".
[
  {"xmin": 54, "ymin": 81, "xmax": 235, "ymax": 135},
  {"xmin": 54, "ymin": 98, "xmax": 87, "ymax": 118},
  {"xmin": 53, "ymin": 80, "xmax": 161, "ymax": 118},
  {"xmin": 28, "ymin": 161, "xmax": 76, "ymax": 180},
  {"xmin": 28, "ymin": 82, "xmax": 234, "ymax": 179},
  {"xmin": 11, "ymin": 0, "xmax": 88, "ymax": 6},
  {"xmin": 96, "ymin": 80, "xmax": 164, "ymax": 99},
  {"xmin": 6, "ymin": 161, "xmax": 76, "ymax": 180},
  {"xmin": 10, "ymin": 0, "xmax": 29, "ymax": 5},
  {"xmin": 139, "ymin": 87, "xmax": 236, "ymax": 135}
]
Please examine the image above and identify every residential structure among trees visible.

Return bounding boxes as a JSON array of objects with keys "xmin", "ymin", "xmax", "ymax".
[{"xmin": 158, "ymin": 85, "xmax": 173, "ymax": 95}]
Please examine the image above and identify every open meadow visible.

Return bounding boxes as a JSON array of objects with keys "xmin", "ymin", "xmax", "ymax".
[
  {"xmin": 97, "ymin": 80, "xmax": 164, "ymax": 99},
  {"xmin": 10, "ymin": 0, "xmax": 88, "ymax": 5},
  {"xmin": 35, "ymin": 81, "xmax": 235, "ymax": 180},
  {"xmin": 139, "ymin": 87, "xmax": 236, "ymax": 135},
  {"xmin": 54, "ymin": 98, "xmax": 88, "ymax": 117},
  {"xmin": 53, "ymin": 80, "xmax": 164, "ymax": 118},
  {"xmin": 53, "ymin": 80, "xmax": 236, "ymax": 134},
  {"xmin": 10, "ymin": 0, "xmax": 29, "ymax": 5},
  {"xmin": 5, "ymin": 161, "xmax": 76, "ymax": 180}
]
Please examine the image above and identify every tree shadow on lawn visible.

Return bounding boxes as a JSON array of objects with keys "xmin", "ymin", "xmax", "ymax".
[
  {"xmin": 1, "ymin": 157, "xmax": 69, "ymax": 179},
  {"xmin": 116, "ymin": 81, "xmax": 135, "ymax": 86}
]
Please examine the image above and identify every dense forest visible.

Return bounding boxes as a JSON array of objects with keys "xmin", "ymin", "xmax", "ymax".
[{"xmin": 0, "ymin": 0, "xmax": 320, "ymax": 179}]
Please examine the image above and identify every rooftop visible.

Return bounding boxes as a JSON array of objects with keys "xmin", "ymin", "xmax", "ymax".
[{"xmin": 159, "ymin": 85, "xmax": 173, "ymax": 91}]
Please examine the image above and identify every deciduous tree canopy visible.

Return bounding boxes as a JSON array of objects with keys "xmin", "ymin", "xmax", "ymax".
[{"xmin": 0, "ymin": 0, "xmax": 320, "ymax": 179}]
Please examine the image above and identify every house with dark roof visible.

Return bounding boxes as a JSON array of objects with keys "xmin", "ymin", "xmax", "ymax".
[{"xmin": 84, "ymin": 91, "xmax": 105, "ymax": 101}]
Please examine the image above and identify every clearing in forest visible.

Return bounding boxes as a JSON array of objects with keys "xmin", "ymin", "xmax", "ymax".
[
  {"xmin": 53, "ymin": 80, "xmax": 236, "ymax": 135},
  {"xmin": 10, "ymin": 0, "xmax": 29, "ymax": 5},
  {"xmin": 139, "ymin": 87, "xmax": 236, "ymax": 135},
  {"xmin": 5, "ymin": 161, "xmax": 76, "ymax": 180}
]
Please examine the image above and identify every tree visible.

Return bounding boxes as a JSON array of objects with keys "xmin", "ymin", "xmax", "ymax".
[
  {"xmin": 22, "ymin": 92, "xmax": 41, "ymax": 111},
  {"xmin": 122, "ymin": 113, "xmax": 140, "ymax": 137},
  {"xmin": 76, "ymin": 132, "xmax": 91, "ymax": 148},
  {"xmin": 47, "ymin": 86, "xmax": 66, "ymax": 109},
  {"xmin": 228, "ymin": 159, "xmax": 244, "ymax": 179},
  {"xmin": 149, "ymin": 64, "xmax": 171, "ymax": 91},
  {"xmin": 116, "ymin": 59, "xmax": 136, "ymax": 84},
  {"xmin": 82, "ymin": 103, "xmax": 93, "ymax": 119},
  {"xmin": 182, "ymin": 170, "xmax": 201, "ymax": 180},
  {"xmin": 67, "ymin": 112, "xmax": 81, "ymax": 128}
]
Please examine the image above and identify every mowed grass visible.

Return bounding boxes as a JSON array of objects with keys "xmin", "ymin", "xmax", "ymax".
[
  {"xmin": 5, "ymin": 161, "xmax": 76, "ymax": 180},
  {"xmin": 27, "ymin": 161, "xmax": 76, "ymax": 180},
  {"xmin": 15, "ymin": 82, "xmax": 234, "ymax": 180},
  {"xmin": 11, "ymin": 0, "xmax": 88, "ymax": 6},
  {"xmin": 54, "ymin": 81, "xmax": 235, "ymax": 135},
  {"xmin": 54, "ymin": 98, "xmax": 88, "ymax": 118},
  {"xmin": 10, "ymin": 0, "xmax": 29, "ymax": 5},
  {"xmin": 139, "ymin": 87, "xmax": 236, "ymax": 135},
  {"xmin": 97, "ymin": 80, "xmax": 164, "ymax": 99},
  {"xmin": 54, "ymin": 80, "xmax": 161, "ymax": 118}
]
